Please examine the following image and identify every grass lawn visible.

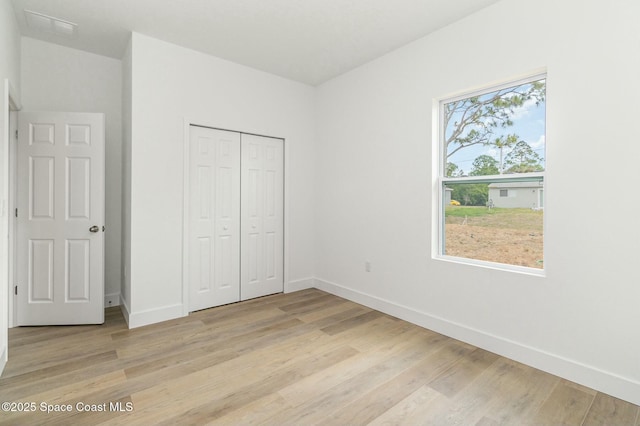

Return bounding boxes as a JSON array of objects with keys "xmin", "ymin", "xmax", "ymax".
[
  {"xmin": 445, "ymin": 206, "xmax": 543, "ymax": 231},
  {"xmin": 444, "ymin": 206, "xmax": 544, "ymax": 268}
]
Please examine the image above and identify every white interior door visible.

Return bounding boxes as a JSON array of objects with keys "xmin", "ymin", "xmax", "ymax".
[
  {"xmin": 17, "ymin": 112, "xmax": 105, "ymax": 325},
  {"xmin": 188, "ymin": 126, "xmax": 240, "ymax": 311},
  {"xmin": 241, "ymin": 134, "xmax": 284, "ymax": 300}
]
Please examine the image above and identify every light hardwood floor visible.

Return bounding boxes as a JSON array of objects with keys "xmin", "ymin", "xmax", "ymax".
[{"xmin": 0, "ymin": 289, "xmax": 638, "ymax": 425}]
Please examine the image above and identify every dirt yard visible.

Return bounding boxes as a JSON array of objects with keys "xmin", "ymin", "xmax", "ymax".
[{"xmin": 444, "ymin": 207, "xmax": 543, "ymax": 268}]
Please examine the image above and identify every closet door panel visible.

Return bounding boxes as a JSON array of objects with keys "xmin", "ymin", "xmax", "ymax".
[
  {"xmin": 188, "ymin": 126, "xmax": 240, "ymax": 311},
  {"xmin": 241, "ymin": 134, "xmax": 284, "ymax": 300}
]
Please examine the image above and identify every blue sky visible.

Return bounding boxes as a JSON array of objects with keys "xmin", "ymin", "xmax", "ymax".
[{"xmin": 445, "ymin": 82, "xmax": 546, "ymax": 175}]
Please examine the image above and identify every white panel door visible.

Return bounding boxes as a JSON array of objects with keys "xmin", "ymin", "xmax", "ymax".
[
  {"xmin": 188, "ymin": 126, "xmax": 240, "ymax": 311},
  {"xmin": 17, "ymin": 112, "xmax": 105, "ymax": 325},
  {"xmin": 241, "ymin": 134, "xmax": 284, "ymax": 300}
]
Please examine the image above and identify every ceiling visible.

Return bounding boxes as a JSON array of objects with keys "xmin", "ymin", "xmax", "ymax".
[{"xmin": 10, "ymin": 0, "xmax": 501, "ymax": 86}]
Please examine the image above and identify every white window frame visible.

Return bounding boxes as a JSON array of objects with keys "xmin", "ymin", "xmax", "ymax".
[{"xmin": 434, "ymin": 72, "xmax": 546, "ymax": 276}]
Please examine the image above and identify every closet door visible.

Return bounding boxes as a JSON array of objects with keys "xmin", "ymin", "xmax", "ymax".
[
  {"xmin": 188, "ymin": 126, "xmax": 240, "ymax": 311},
  {"xmin": 241, "ymin": 134, "xmax": 284, "ymax": 300}
]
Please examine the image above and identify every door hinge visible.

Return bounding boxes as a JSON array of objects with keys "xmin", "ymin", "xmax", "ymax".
[
  {"xmin": 15, "ymin": 129, "xmax": 18, "ymax": 140},
  {"xmin": 15, "ymin": 208, "xmax": 17, "ymax": 218},
  {"xmin": 14, "ymin": 286, "xmax": 17, "ymax": 296}
]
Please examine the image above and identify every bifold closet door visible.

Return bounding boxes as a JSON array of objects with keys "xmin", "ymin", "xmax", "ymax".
[
  {"xmin": 241, "ymin": 134, "xmax": 284, "ymax": 300},
  {"xmin": 188, "ymin": 126, "xmax": 240, "ymax": 311}
]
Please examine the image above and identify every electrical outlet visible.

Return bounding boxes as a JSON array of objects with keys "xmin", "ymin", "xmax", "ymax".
[{"xmin": 365, "ymin": 260, "xmax": 371, "ymax": 272}]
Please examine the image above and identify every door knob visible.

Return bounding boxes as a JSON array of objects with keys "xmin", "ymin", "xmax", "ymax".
[{"xmin": 89, "ymin": 225, "xmax": 100, "ymax": 233}]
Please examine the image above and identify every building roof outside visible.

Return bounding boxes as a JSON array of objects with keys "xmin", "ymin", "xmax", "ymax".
[{"xmin": 488, "ymin": 181, "xmax": 543, "ymax": 189}]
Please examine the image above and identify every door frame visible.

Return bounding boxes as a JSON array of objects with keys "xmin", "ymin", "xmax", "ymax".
[
  {"xmin": 181, "ymin": 118, "xmax": 290, "ymax": 315},
  {"xmin": 1, "ymin": 79, "xmax": 21, "ymax": 376},
  {"xmin": 3, "ymin": 80, "xmax": 21, "ymax": 332}
]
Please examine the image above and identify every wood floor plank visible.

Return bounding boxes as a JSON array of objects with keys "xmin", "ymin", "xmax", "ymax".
[
  {"xmin": 109, "ymin": 316, "xmax": 204, "ymax": 341},
  {"xmin": 368, "ymin": 385, "xmax": 447, "ymax": 426},
  {"xmin": 319, "ymin": 309, "xmax": 385, "ymax": 336},
  {"xmin": 582, "ymin": 392, "xmax": 640, "ymax": 426},
  {"xmin": 266, "ymin": 338, "xmax": 471, "ymax": 425},
  {"xmin": 115, "ymin": 315, "xmax": 298, "ymax": 360},
  {"xmin": 110, "ymin": 333, "xmax": 353, "ymax": 425},
  {"xmin": 466, "ymin": 357, "xmax": 559, "ymax": 425},
  {"xmin": 196, "ymin": 306, "xmax": 286, "ymax": 331},
  {"xmin": 376, "ymin": 345, "xmax": 499, "ymax": 426},
  {"xmin": 4, "ymin": 324, "xmax": 125, "ymax": 377},
  {"xmin": 529, "ymin": 380, "xmax": 595, "ymax": 425},
  {"xmin": 123, "ymin": 330, "xmax": 336, "ymax": 418},
  {"xmin": 295, "ymin": 298, "xmax": 357, "ymax": 323},
  {"xmin": 320, "ymin": 341, "xmax": 481, "ymax": 425},
  {"xmin": 31, "ymin": 348, "xmax": 241, "ymax": 426},
  {"xmin": 205, "ymin": 392, "xmax": 291, "ymax": 425},
  {"xmin": 346, "ymin": 316, "xmax": 433, "ymax": 353},
  {"xmin": 0, "ymin": 371, "xmax": 128, "ymax": 425},
  {"xmin": 277, "ymin": 293, "xmax": 342, "ymax": 315},
  {"xmin": 156, "ymin": 346, "xmax": 360, "ymax": 425},
  {"xmin": 15, "ymin": 371, "xmax": 127, "ymax": 406},
  {"xmin": 279, "ymin": 317, "xmax": 448, "ymax": 405},
  {"xmin": 475, "ymin": 416, "xmax": 501, "ymax": 426},
  {"xmin": 304, "ymin": 306, "xmax": 371, "ymax": 329},
  {"xmin": 8, "ymin": 320, "xmax": 121, "ymax": 348},
  {"xmin": 276, "ymin": 322, "xmax": 434, "ymax": 407},
  {"xmin": 428, "ymin": 347, "xmax": 500, "ymax": 398},
  {"xmin": 1, "ymin": 289, "xmax": 637, "ymax": 425},
  {"xmin": 116, "ymin": 306, "xmax": 330, "ymax": 386},
  {"xmin": 0, "ymin": 350, "xmax": 119, "ymax": 400},
  {"xmin": 122, "ymin": 346, "xmax": 239, "ymax": 380}
]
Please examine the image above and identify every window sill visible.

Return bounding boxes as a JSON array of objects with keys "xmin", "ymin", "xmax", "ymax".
[{"xmin": 434, "ymin": 254, "xmax": 546, "ymax": 277}]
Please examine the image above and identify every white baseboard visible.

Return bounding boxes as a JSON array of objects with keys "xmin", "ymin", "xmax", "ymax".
[
  {"xmin": 104, "ymin": 292, "xmax": 120, "ymax": 308},
  {"xmin": 314, "ymin": 277, "xmax": 640, "ymax": 406},
  {"xmin": 125, "ymin": 303, "xmax": 184, "ymax": 329},
  {"xmin": 119, "ymin": 294, "xmax": 131, "ymax": 327},
  {"xmin": 285, "ymin": 277, "xmax": 315, "ymax": 293}
]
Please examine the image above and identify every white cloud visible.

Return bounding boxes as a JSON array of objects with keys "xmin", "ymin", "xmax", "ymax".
[
  {"xmin": 530, "ymin": 134, "xmax": 545, "ymax": 149},
  {"xmin": 509, "ymin": 97, "xmax": 539, "ymax": 120},
  {"xmin": 477, "ymin": 95, "xmax": 540, "ymax": 129}
]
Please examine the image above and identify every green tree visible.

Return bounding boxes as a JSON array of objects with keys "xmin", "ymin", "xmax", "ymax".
[
  {"xmin": 450, "ymin": 183, "xmax": 489, "ymax": 206},
  {"xmin": 446, "ymin": 162, "xmax": 463, "ymax": 177},
  {"xmin": 504, "ymin": 141, "xmax": 544, "ymax": 173},
  {"xmin": 470, "ymin": 155, "xmax": 500, "ymax": 176},
  {"xmin": 443, "ymin": 80, "xmax": 545, "ymax": 159}
]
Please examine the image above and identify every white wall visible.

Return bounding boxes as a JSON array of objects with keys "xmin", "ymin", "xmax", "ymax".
[
  {"xmin": 0, "ymin": 0, "xmax": 21, "ymax": 375},
  {"xmin": 0, "ymin": 1, "xmax": 20, "ymax": 88},
  {"xmin": 20, "ymin": 37, "xmax": 123, "ymax": 306},
  {"xmin": 125, "ymin": 33, "xmax": 315, "ymax": 326},
  {"xmin": 315, "ymin": 0, "xmax": 640, "ymax": 405},
  {"xmin": 120, "ymin": 38, "xmax": 132, "ymax": 318}
]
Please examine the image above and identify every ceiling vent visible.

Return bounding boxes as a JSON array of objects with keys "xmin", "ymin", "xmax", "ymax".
[{"xmin": 24, "ymin": 10, "xmax": 77, "ymax": 38}]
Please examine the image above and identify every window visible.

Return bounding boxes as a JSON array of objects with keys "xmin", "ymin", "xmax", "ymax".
[{"xmin": 437, "ymin": 74, "xmax": 546, "ymax": 271}]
